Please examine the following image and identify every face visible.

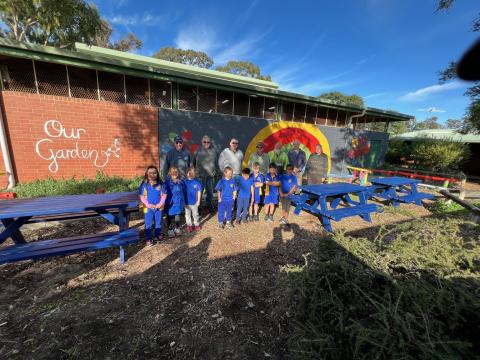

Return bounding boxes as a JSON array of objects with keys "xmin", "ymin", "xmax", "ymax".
[
  {"xmin": 315, "ymin": 145, "xmax": 323, "ymax": 155},
  {"xmin": 187, "ymin": 171, "xmax": 195, "ymax": 179},
  {"xmin": 147, "ymin": 168, "xmax": 158, "ymax": 182},
  {"xmin": 253, "ymin": 166, "xmax": 259, "ymax": 174},
  {"xmin": 224, "ymin": 169, "xmax": 233, "ymax": 179},
  {"xmin": 202, "ymin": 138, "xmax": 211, "ymax": 149},
  {"xmin": 293, "ymin": 141, "xmax": 300, "ymax": 150},
  {"xmin": 170, "ymin": 170, "xmax": 179, "ymax": 180},
  {"xmin": 269, "ymin": 167, "xmax": 276, "ymax": 175},
  {"xmin": 242, "ymin": 173, "xmax": 250, "ymax": 180},
  {"xmin": 230, "ymin": 139, "xmax": 239, "ymax": 151},
  {"xmin": 275, "ymin": 142, "xmax": 282, "ymax": 151},
  {"xmin": 256, "ymin": 145, "xmax": 263, "ymax": 154},
  {"xmin": 175, "ymin": 140, "xmax": 183, "ymax": 151},
  {"xmin": 286, "ymin": 167, "xmax": 294, "ymax": 174}
]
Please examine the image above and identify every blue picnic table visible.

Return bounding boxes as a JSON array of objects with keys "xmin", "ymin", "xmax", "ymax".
[
  {"xmin": 0, "ymin": 192, "xmax": 140, "ymax": 264},
  {"xmin": 368, "ymin": 176, "xmax": 434, "ymax": 206},
  {"xmin": 291, "ymin": 183, "xmax": 383, "ymax": 232}
]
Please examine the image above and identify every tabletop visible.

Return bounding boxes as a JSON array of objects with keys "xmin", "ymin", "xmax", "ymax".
[
  {"xmin": 370, "ymin": 176, "xmax": 421, "ymax": 187},
  {"xmin": 0, "ymin": 192, "xmax": 138, "ymax": 219},
  {"xmin": 300, "ymin": 183, "xmax": 366, "ymax": 197}
]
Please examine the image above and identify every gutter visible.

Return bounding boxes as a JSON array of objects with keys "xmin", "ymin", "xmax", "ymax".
[{"xmin": 0, "ymin": 102, "xmax": 15, "ymax": 188}]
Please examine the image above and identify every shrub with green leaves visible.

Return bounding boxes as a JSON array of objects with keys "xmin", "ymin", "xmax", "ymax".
[
  {"xmin": 410, "ymin": 139, "xmax": 470, "ymax": 171},
  {"xmin": 385, "ymin": 139, "xmax": 412, "ymax": 164}
]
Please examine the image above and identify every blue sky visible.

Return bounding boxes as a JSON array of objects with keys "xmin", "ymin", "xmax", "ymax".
[{"xmin": 94, "ymin": 0, "xmax": 478, "ymax": 123}]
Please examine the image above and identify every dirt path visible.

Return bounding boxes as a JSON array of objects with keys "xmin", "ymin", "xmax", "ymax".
[{"xmin": 0, "ymin": 202, "xmax": 431, "ymax": 359}]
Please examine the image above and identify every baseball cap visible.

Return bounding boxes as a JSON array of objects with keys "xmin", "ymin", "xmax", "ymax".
[{"xmin": 174, "ymin": 135, "xmax": 183, "ymax": 143}]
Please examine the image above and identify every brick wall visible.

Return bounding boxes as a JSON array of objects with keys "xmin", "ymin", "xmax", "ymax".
[{"xmin": 0, "ymin": 91, "xmax": 159, "ymax": 183}]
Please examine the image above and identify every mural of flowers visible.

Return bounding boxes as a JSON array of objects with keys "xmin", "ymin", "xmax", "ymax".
[{"xmin": 346, "ymin": 135, "xmax": 371, "ymax": 167}]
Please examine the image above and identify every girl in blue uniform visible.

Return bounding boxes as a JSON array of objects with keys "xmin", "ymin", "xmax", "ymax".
[
  {"xmin": 264, "ymin": 163, "xmax": 280, "ymax": 222},
  {"xmin": 250, "ymin": 162, "xmax": 264, "ymax": 222},
  {"xmin": 139, "ymin": 165, "xmax": 167, "ymax": 246},
  {"xmin": 216, "ymin": 166, "xmax": 237, "ymax": 228},
  {"xmin": 165, "ymin": 166, "xmax": 186, "ymax": 238}
]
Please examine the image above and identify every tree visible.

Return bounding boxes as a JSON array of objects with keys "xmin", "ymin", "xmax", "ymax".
[
  {"xmin": 318, "ymin": 91, "xmax": 364, "ymax": 107},
  {"xmin": 387, "ymin": 121, "xmax": 408, "ymax": 135},
  {"xmin": 445, "ymin": 119, "xmax": 463, "ymax": 130},
  {"xmin": 216, "ymin": 60, "xmax": 272, "ymax": 81},
  {"xmin": 437, "ymin": 1, "xmax": 480, "ymax": 132},
  {"xmin": 414, "ymin": 116, "xmax": 442, "ymax": 130},
  {"xmin": 0, "ymin": 0, "xmax": 142, "ymax": 51},
  {"xmin": 153, "ymin": 47, "xmax": 214, "ymax": 68}
]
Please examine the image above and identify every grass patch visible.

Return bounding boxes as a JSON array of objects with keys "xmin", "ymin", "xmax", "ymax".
[
  {"xmin": 281, "ymin": 217, "xmax": 480, "ymax": 359},
  {"xmin": 427, "ymin": 199, "xmax": 480, "ymax": 216},
  {"xmin": 12, "ymin": 172, "xmax": 142, "ymax": 198}
]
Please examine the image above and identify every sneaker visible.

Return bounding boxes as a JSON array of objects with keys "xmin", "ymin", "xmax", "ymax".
[
  {"xmin": 218, "ymin": 223, "xmax": 224, "ymax": 229},
  {"xmin": 269, "ymin": 215, "xmax": 274, "ymax": 222},
  {"xmin": 264, "ymin": 214, "xmax": 269, "ymax": 221},
  {"xmin": 186, "ymin": 225, "xmax": 193, "ymax": 233},
  {"xmin": 226, "ymin": 221, "xmax": 234, "ymax": 228},
  {"xmin": 245, "ymin": 215, "xmax": 251, "ymax": 222},
  {"xmin": 168, "ymin": 229, "xmax": 175, "ymax": 238},
  {"xmin": 174, "ymin": 227, "xmax": 182, "ymax": 236},
  {"xmin": 235, "ymin": 220, "xmax": 241, "ymax": 226},
  {"xmin": 146, "ymin": 240, "xmax": 153, "ymax": 247},
  {"xmin": 279, "ymin": 218, "xmax": 288, "ymax": 225},
  {"xmin": 194, "ymin": 225, "xmax": 201, "ymax": 231},
  {"xmin": 255, "ymin": 215, "xmax": 260, "ymax": 222}
]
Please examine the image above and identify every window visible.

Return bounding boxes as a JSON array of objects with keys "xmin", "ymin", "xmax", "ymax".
[
  {"xmin": 293, "ymin": 103, "xmax": 306, "ymax": 122},
  {"xmin": 35, "ymin": 61, "xmax": 69, "ymax": 97},
  {"xmin": 233, "ymin": 93, "xmax": 249, "ymax": 116},
  {"xmin": 249, "ymin": 95, "xmax": 264, "ymax": 118},
  {"xmin": 336, "ymin": 110, "xmax": 347, "ymax": 127},
  {"xmin": 68, "ymin": 67, "xmax": 98, "ymax": 100},
  {"xmin": 0, "ymin": 56, "xmax": 36, "ymax": 93},
  {"xmin": 216, "ymin": 90, "xmax": 233, "ymax": 114},
  {"xmin": 150, "ymin": 79, "xmax": 172, "ymax": 108},
  {"xmin": 316, "ymin": 107, "xmax": 328, "ymax": 125},
  {"xmin": 125, "ymin": 75, "xmax": 149, "ymax": 105},
  {"xmin": 282, "ymin": 101, "xmax": 294, "ymax": 121},
  {"xmin": 98, "ymin": 71, "xmax": 125, "ymax": 103},
  {"xmin": 326, "ymin": 108, "xmax": 337, "ymax": 126},
  {"xmin": 264, "ymin": 97, "xmax": 277, "ymax": 120},
  {"xmin": 178, "ymin": 83, "xmax": 197, "ymax": 111},
  {"xmin": 198, "ymin": 86, "xmax": 216, "ymax": 113},
  {"xmin": 305, "ymin": 105, "xmax": 317, "ymax": 124}
]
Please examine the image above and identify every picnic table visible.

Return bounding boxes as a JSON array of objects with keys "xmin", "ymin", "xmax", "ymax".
[
  {"xmin": 291, "ymin": 183, "xmax": 383, "ymax": 232},
  {"xmin": 0, "ymin": 192, "xmax": 139, "ymax": 264},
  {"xmin": 368, "ymin": 176, "xmax": 435, "ymax": 206}
]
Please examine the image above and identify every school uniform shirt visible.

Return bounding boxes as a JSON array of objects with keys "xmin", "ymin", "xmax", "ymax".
[
  {"xmin": 264, "ymin": 173, "xmax": 279, "ymax": 203},
  {"xmin": 165, "ymin": 179, "xmax": 186, "ymax": 215},
  {"xmin": 251, "ymin": 172, "xmax": 265, "ymax": 203},
  {"xmin": 215, "ymin": 178, "xmax": 237, "ymax": 201},
  {"xmin": 138, "ymin": 181, "xmax": 166, "ymax": 205},
  {"xmin": 237, "ymin": 175, "xmax": 254, "ymax": 199},
  {"xmin": 185, "ymin": 178, "xmax": 202, "ymax": 206},
  {"xmin": 280, "ymin": 173, "xmax": 298, "ymax": 199}
]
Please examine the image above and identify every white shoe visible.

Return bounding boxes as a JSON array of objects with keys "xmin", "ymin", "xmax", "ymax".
[
  {"xmin": 168, "ymin": 229, "xmax": 175, "ymax": 238},
  {"xmin": 174, "ymin": 227, "xmax": 182, "ymax": 236}
]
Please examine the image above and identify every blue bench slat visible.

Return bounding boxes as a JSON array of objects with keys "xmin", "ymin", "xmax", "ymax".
[
  {"xmin": 0, "ymin": 229, "xmax": 139, "ymax": 264},
  {"xmin": 315, "ymin": 204, "xmax": 379, "ymax": 221},
  {"xmin": 398, "ymin": 192, "xmax": 434, "ymax": 202}
]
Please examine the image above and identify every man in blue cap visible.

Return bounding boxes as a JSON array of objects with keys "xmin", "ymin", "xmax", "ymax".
[{"xmin": 163, "ymin": 135, "xmax": 191, "ymax": 179}]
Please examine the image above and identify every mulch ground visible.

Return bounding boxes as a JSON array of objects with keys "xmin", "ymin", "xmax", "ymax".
[{"xmin": 0, "ymin": 198, "xmax": 433, "ymax": 359}]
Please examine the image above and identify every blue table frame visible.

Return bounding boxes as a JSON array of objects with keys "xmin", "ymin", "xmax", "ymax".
[
  {"xmin": 369, "ymin": 176, "xmax": 434, "ymax": 206},
  {"xmin": 0, "ymin": 192, "xmax": 138, "ymax": 245},
  {"xmin": 292, "ymin": 183, "xmax": 382, "ymax": 232}
]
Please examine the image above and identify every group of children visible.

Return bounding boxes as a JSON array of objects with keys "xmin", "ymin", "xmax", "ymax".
[{"xmin": 139, "ymin": 162, "xmax": 298, "ymax": 246}]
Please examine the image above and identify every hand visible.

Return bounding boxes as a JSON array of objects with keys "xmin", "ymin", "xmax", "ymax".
[
  {"xmin": 196, "ymin": 202, "xmax": 200, "ymax": 207},
  {"xmin": 218, "ymin": 198, "xmax": 222, "ymax": 203},
  {"xmin": 148, "ymin": 204, "xmax": 156, "ymax": 209}
]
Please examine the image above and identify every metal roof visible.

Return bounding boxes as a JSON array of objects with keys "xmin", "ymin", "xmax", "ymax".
[
  {"xmin": 393, "ymin": 129, "xmax": 480, "ymax": 143},
  {"xmin": 0, "ymin": 39, "xmax": 413, "ymax": 121}
]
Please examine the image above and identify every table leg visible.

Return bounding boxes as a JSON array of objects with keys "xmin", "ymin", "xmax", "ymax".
[
  {"xmin": 358, "ymin": 191, "xmax": 372, "ymax": 222},
  {"xmin": 318, "ymin": 196, "xmax": 333, "ymax": 232},
  {"xmin": 0, "ymin": 218, "xmax": 30, "ymax": 245},
  {"xmin": 410, "ymin": 183, "xmax": 423, "ymax": 205},
  {"xmin": 119, "ymin": 246, "xmax": 125, "ymax": 264},
  {"xmin": 118, "ymin": 208, "xmax": 127, "ymax": 231}
]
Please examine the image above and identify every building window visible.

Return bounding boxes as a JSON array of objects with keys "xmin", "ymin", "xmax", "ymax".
[
  {"xmin": 150, "ymin": 79, "xmax": 172, "ymax": 108},
  {"xmin": 305, "ymin": 105, "xmax": 317, "ymax": 124},
  {"xmin": 264, "ymin": 97, "xmax": 277, "ymax": 120},
  {"xmin": 249, "ymin": 95, "xmax": 264, "ymax": 118},
  {"xmin": 35, "ymin": 61, "xmax": 69, "ymax": 97},
  {"xmin": 233, "ymin": 92, "xmax": 249, "ymax": 117},
  {"xmin": 282, "ymin": 101, "xmax": 294, "ymax": 121},
  {"xmin": 0, "ymin": 56, "xmax": 36, "ymax": 93},
  {"xmin": 178, "ymin": 83, "xmax": 197, "ymax": 111},
  {"xmin": 216, "ymin": 89, "xmax": 233, "ymax": 115},
  {"xmin": 68, "ymin": 67, "xmax": 98, "ymax": 100},
  {"xmin": 293, "ymin": 103, "xmax": 306, "ymax": 122},
  {"xmin": 336, "ymin": 110, "xmax": 347, "ymax": 127},
  {"xmin": 125, "ymin": 75, "xmax": 149, "ymax": 105},
  {"xmin": 326, "ymin": 108, "xmax": 337, "ymax": 126},
  {"xmin": 98, "ymin": 71, "xmax": 125, "ymax": 103},
  {"xmin": 198, "ymin": 86, "xmax": 216, "ymax": 113}
]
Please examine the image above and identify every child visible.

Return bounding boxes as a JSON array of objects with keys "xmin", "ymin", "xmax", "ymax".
[
  {"xmin": 264, "ymin": 163, "xmax": 280, "ymax": 222},
  {"xmin": 184, "ymin": 167, "xmax": 202, "ymax": 232},
  {"xmin": 250, "ymin": 162, "xmax": 265, "ymax": 222},
  {"xmin": 165, "ymin": 166, "xmax": 186, "ymax": 238},
  {"xmin": 215, "ymin": 166, "xmax": 237, "ymax": 228},
  {"xmin": 279, "ymin": 164, "xmax": 298, "ymax": 226},
  {"xmin": 235, "ymin": 167, "xmax": 254, "ymax": 225},
  {"xmin": 139, "ymin": 165, "xmax": 166, "ymax": 246}
]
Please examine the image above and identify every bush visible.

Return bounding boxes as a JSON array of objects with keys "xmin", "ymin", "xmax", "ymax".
[
  {"xmin": 281, "ymin": 217, "xmax": 480, "ymax": 359},
  {"xmin": 13, "ymin": 172, "xmax": 142, "ymax": 198},
  {"xmin": 384, "ymin": 139, "xmax": 412, "ymax": 164},
  {"xmin": 410, "ymin": 139, "xmax": 471, "ymax": 171}
]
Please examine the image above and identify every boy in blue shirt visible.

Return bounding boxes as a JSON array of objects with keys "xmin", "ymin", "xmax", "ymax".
[
  {"xmin": 184, "ymin": 167, "xmax": 202, "ymax": 232},
  {"xmin": 264, "ymin": 163, "xmax": 281, "ymax": 222},
  {"xmin": 215, "ymin": 166, "xmax": 238, "ymax": 228},
  {"xmin": 250, "ymin": 162, "xmax": 265, "ymax": 222},
  {"xmin": 235, "ymin": 167, "xmax": 254, "ymax": 225},
  {"xmin": 165, "ymin": 166, "xmax": 186, "ymax": 238},
  {"xmin": 279, "ymin": 163, "xmax": 298, "ymax": 226}
]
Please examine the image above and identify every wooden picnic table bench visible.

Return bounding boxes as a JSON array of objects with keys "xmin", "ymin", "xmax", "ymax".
[
  {"xmin": 368, "ymin": 176, "xmax": 435, "ymax": 207},
  {"xmin": 291, "ymin": 183, "xmax": 383, "ymax": 232},
  {"xmin": 0, "ymin": 192, "xmax": 139, "ymax": 264}
]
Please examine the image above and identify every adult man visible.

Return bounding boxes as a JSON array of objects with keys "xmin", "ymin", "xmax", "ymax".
[
  {"xmin": 287, "ymin": 139, "xmax": 307, "ymax": 185},
  {"xmin": 247, "ymin": 142, "xmax": 270, "ymax": 174},
  {"xmin": 218, "ymin": 138, "xmax": 244, "ymax": 176},
  {"xmin": 304, "ymin": 144, "xmax": 329, "ymax": 185},
  {"xmin": 193, "ymin": 135, "xmax": 217, "ymax": 210},
  {"xmin": 163, "ymin": 135, "xmax": 191, "ymax": 179},
  {"xmin": 268, "ymin": 142, "xmax": 288, "ymax": 174}
]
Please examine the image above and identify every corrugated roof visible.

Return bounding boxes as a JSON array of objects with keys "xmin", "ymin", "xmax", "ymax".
[
  {"xmin": 0, "ymin": 39, "xmax": 413, "ymax": 121},
  {"xmin": 393, "ymin": 129, "xmax": 480, "ymax": 143}
]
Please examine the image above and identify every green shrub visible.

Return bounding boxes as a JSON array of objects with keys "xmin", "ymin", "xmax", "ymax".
[
  {"xmin": 410, "ymin": 139, "xmax": 470, "ymax": 171},
  {"xmin": 281, "ymin": 218, "xmax": 480, "ymax": 359},
  {"xmin": 385, "ymin": 139, "xmax": 412, "ymax": 164},
  {"xmin": 13, "ymin": 172, "xmax": 142, "ymax": 198}
]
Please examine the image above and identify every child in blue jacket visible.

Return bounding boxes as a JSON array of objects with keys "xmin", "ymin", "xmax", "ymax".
[
  {"xmin": 165, "ymin": 166, "xmax": 186, "ymax": 238},
  {"xmin": 215, "ymin": 166, "xmax": 237, "ymax": 228}
]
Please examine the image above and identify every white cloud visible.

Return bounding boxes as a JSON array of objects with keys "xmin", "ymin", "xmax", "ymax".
[
  {"xmin": 364, "ymin": 92, "xmax": 386, "ymax": 99},
  {"xmin": 109, "ymin": 13, "xmax": 175, "ymax": 27},
  {"xmin": 399, "ymin": 81, "xmax": 464, "ymax": 102},
  {"xmin": 174, "ymin": 25, "xmax": 221, "ymax": 53},
  {"xmin": 416, "ymin": 107, "xmax": 446, "ymax": 113}
]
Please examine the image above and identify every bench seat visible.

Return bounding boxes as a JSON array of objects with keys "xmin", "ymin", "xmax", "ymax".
[
  {"xmin": 25, "ymin": 207, "xmax": 139, "ymax": 223},
  {"xmin": 313, "ymin": 203, "xmax": 380, "ymax": 221},
  {"xmin": 0, "ymin": 228, "xmax": 139, "ymax": 265},
  {"xmin": 397, "ymin": 192, "xmax": 435, "ymax": 203}
]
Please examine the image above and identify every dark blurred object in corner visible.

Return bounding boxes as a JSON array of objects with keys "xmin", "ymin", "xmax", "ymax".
[{"xmin": 457, "ymin": 38, "xmax": 480, "ymax": 81}]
